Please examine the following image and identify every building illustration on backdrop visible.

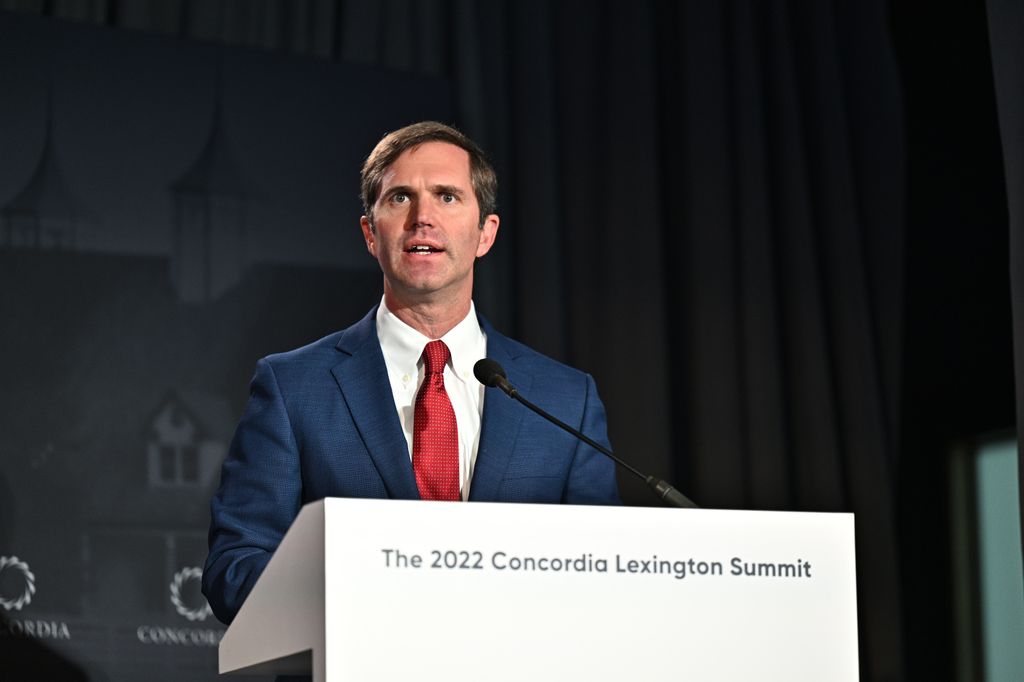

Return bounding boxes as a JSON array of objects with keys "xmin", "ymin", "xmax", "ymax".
[
  {"xmin": 2, "ymin": 78, "xmax": 257, "ymax": 307},
  {"xmin": 0, "ymin": 91, "xmax": 92, "ymax": 251},
  {"xmin": 170, "ymin": 73, "xmax": 253, "ymax": 305}
]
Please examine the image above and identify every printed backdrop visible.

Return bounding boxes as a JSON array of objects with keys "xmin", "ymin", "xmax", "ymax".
[{"xmin": 0, "ymin": 11, "xmax": 449, "ymax": 681}]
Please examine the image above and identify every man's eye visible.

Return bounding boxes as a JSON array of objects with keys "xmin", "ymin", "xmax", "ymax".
[
  {"xmin": 440, "ymin": 194, "xmax": 456, "ymax": 204},
  {"xmin": 391, "ymin": 193, "xmax": 409, "ymax": 204}
]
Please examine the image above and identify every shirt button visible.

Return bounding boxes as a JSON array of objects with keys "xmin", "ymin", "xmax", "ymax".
[{"xmin": 402, "ymin": 373, "xmax": 411, "ymax": 384}]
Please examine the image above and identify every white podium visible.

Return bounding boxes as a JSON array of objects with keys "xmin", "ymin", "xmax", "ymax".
[{"xmin": 219, "ymin": 498, "xmax": 858, "ymax": 681}]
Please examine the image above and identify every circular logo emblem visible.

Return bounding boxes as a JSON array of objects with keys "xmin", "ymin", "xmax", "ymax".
[
  {"xmin": 169, "ymin": 567, "xmax": 212, "ymax": 621},
  {"xmin": 0, "ymin": 556, "xmax": 36, "ymax": 611}
]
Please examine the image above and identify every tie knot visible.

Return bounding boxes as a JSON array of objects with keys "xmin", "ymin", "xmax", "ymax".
[{"xmin": 422, "ymin": 340, "xmax": 450, "ymax": 375}]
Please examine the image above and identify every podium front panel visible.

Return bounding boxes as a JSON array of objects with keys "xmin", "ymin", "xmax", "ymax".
[{"xmin": 321, "ymin": 498, "xmax": 857, "ymax": 681}]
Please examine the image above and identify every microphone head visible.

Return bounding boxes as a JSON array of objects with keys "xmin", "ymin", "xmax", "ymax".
[{"xmin": 473, "ymin": 358, "xmax": 508, "ymax": 388}]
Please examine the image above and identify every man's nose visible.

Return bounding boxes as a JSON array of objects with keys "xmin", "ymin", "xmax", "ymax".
[{"xmin": 409, "ymin": 195, "xmax": 434, "ymax": 228}]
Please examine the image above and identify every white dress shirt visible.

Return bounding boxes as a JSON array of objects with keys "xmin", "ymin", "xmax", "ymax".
[{"xmin": 375, "ymin": 297, "xmax": 487, "ymax": 501}]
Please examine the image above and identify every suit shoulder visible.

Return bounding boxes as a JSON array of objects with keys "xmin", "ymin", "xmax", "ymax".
[{"xmin": 262, "ymin": 330, "xmax": 345, "ymax": 372}]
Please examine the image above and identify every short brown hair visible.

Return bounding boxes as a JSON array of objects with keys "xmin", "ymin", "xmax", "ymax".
[{"xmin": 360, "ymin": 121, "xmax": 497, "ymax": 228}]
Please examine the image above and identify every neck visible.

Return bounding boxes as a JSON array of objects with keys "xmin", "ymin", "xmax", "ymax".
[{"xmin": 384, "ymin": 291, "xmax": 472, "ymax": 339}]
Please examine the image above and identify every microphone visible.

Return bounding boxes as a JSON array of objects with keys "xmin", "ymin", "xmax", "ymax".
[
  {"xmin": 473, "ymin": 358, "xmax": 515, "ymax": 395},
  {"xmin": 473, "ymin": 359, "xmax": 698, "ymax": 509}
]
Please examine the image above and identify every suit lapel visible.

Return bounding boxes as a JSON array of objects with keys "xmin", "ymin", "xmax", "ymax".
[
  {"xmin": 331, "ymin": 309, "xmax": 420, "ymax": 500},
  {"xmin": 470, "ymin": 321, "xmax": 533, "ymax": 501}
]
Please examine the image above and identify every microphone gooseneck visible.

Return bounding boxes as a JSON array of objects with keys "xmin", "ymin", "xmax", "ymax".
[{"xmin": 472, "ymin": 358, "xmax": 698, "ymax": 509}]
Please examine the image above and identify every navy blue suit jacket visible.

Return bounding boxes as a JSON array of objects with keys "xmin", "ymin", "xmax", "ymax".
[{"xmin": 203, "ymin": 307, "xmax": 620, "ymax": 624}]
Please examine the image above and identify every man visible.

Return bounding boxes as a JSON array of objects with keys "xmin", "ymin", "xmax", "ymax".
[{"xmin": 202, "ymin": 122, "xmax": 620, "ymax": 625}]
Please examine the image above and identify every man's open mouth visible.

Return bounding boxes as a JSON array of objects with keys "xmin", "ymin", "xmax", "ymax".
[{"xmin": 405, "ymin": 245, "xmax": 444, "ymax": 253}]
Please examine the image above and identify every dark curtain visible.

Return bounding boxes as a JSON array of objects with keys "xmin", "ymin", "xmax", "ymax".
[
  {"xmin": 652, "ymin": 5, "xmax": 903, "ymax": 679},
  {"xmin": 2, "ymin": 1, "xmax": 907, "ymax": 679},
  {"xmin": 987, "ymin": 0, "xmax": 1024, "ymax": 577}
]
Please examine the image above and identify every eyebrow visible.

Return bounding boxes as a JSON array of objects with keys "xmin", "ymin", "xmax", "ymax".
[
  {"xmin": 381, "ymin": 185, "xmax": 413, "ymax": 202},
  {"xmin": 431, "ymin": 184, "xmax": 465, "ymax": 197}
]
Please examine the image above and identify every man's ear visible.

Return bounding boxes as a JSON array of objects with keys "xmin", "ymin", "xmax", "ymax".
[
  {"xmin": 476, "ymin": 214, "xmax": 500, "ymax": 257},
  {"xmin": 360, "ymin": 216, "xmax": 375, "ymax": 255}
]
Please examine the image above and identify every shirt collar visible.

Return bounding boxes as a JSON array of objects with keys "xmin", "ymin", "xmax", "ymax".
[{"xmin": 376, "ymin": 297, "xmax": 485, "ymax": 382}]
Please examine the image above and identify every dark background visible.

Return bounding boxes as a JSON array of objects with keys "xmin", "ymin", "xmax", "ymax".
[{"xmin": 1, "ymin": 1, "xmax": 1023, "ymax": 681}]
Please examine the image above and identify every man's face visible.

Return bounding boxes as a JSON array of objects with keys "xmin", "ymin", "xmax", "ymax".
[{"xmin": 360, "ymin": 141, "xmax": 499, "ymax": 309}]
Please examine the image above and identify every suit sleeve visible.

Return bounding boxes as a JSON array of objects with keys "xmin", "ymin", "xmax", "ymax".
[
  {"xmin": 563, "ymin": 374, "xmax": 622, "ymax": 505},
  {"xmin": 202, "ymin": 358, "xmax": 303, "ymax": 624}
]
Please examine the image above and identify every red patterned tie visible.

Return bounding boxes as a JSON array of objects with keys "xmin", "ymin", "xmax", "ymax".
[{"xmin": 413, "ymin": 340, "xmax": 460, "ymax": 501}]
